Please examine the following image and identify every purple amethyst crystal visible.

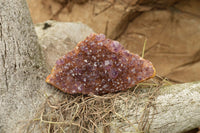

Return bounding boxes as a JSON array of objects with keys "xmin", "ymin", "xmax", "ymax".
[{"xmin": 46, "ymin": 33, "xmax": 156, "ymax": 95}]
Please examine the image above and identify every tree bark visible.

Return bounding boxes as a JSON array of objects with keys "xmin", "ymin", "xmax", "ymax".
[
  {"xmin": 111, "ymin": 82, "xmax": 200, "ymax": 133},
  {"xmin": 0, "ymin": 0, "xmax": 46, "ymax": 132}
]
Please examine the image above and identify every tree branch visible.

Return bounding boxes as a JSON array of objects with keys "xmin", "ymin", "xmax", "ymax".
[
  {"xmin": 0, "ymin": 0, "xmax": 46, "ymax": 132},
  {"xmin": 112, "ymin": 82, "xmax": 200, "ymax": 133}
]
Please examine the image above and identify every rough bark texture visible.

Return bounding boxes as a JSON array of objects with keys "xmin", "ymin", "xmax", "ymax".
[
  {"xmin": 0, "ymin": 0, "xmax": 46, "ymax": 132},
  {"xmin": 112, "ymin": 82, "xmax": 200, "ymax": 133}
]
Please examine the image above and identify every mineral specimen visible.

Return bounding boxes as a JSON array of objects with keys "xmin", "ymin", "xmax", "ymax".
[{"xmin": 46, "ymin": 33, "xmax": 156, "ymax": 95}]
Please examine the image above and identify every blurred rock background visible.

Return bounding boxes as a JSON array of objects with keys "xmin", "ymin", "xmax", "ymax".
[{"xmin": 27, "ymin": 0, "xmax": 200, "ymax": 83}]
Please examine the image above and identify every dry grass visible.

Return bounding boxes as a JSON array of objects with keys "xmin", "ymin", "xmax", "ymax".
[
  {"xmin": 23, "ymin": 39, "xmax": 172, "ymax": 133},
  {"xmin": 23, "ymin": 76, "xmax": 170, "ymax": 133}
]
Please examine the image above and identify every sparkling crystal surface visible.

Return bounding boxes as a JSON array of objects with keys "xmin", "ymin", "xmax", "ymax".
[{"xmin": 46, "ymin": 33, "xmax": 156, "ymax": 94}]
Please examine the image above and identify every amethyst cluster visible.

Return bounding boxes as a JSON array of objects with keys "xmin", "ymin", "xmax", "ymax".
[{"xmin": 46, "ymin": 33, "xmax": 156, "ymax": 95}]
